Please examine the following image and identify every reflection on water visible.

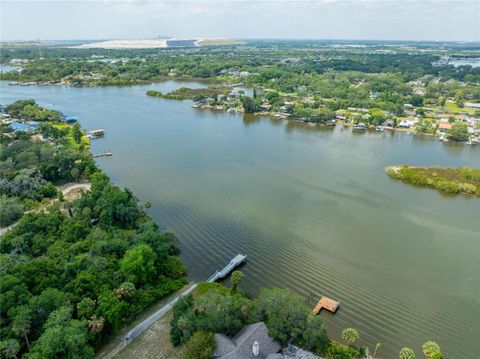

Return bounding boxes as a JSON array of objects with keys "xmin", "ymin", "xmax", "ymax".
[{"xmin": 1, "ymin": 81, "xmax": 479, "ymax": 358}]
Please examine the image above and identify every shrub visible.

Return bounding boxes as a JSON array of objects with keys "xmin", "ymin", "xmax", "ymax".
[
  {"xmin": 325, "ymin": 341, "xmax": 361, "ymax": 359},
  {"xmin": 0, "ymin": 196, "xmax": 23, "ymax": 226},
  {"xmin": 434, "ymin": 180, "xmax": 460, "ymax": 194},
  {"xmin": 459, "ymin": 167, "xmax": 480, "ymax": 182},
  {"xmin": 185, "ymin": 331, "xmax": 216, "ymax": 359}
]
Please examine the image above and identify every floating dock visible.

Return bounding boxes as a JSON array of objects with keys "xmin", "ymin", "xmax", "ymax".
[
  {"xmin": 207, "ymin": 254, "xmax": 247, "ymax": 282},
  {"xmin": 313, "ymin": 296, "xmax": 340, "ymax": 314}
]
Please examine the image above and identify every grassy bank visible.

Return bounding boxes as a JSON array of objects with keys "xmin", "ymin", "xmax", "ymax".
[{"xmin": 386, "ymin": 166, "xmax": 480, "ymax": 196}]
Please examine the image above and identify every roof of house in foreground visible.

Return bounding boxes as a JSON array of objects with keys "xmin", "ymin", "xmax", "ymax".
[
  {"xmin": 214, "ymin": 322, "xmax": 281, "ymax": 359},
  {"xmin": 214, "ymin": 322, "xmax": 323, "ymax": 359}
]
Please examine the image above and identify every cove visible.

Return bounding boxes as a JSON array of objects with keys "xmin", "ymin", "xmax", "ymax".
[{"xmin": 1, "ymin": 80, "xmax": 479, "ymax": 358}]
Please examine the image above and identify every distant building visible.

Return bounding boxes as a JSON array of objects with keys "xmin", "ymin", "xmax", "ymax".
[
  {"xmin": 438, "ymin": 123, "xmax": 453, "ymax": 132},
  {"xmin": 465, "ymin": 103, "xmax": 480, "ymax": 109},
  {"xmin": 260, "ymin": 103, "xmax": 272, "ymax": 111},
  {"xmin": 9, "ymin": 121, "xmax": 39, "ymax": 133}
]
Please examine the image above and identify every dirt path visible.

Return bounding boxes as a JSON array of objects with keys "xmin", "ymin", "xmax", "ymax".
[
  {"xmin": 0, "ymin": 182, "xmax": 91, "ymax": 237},
  {"xmin": 59, "ymin": 182, "xmax": 91, "ymax": 199}
]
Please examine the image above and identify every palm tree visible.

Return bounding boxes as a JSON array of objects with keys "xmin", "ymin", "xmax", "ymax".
[
  {"xmin": 372, "ymin": 342, "xmax": 382, "ymax": 358},
  {"xmin": 422, "ymin": 341, "xmax": 442, "ymax": 358},
  {"xmin": 341, "ymin": 328, "xmax": 359, "ymax": 346},
  {"xmin": 144, "ymin": 201, "xmax": 152, "ymax": 214},
  {"xmin": 230, "ymin": 270, "xmax": 244, "ymax": 294},
  {"xmin": 399, "ymin": 347, "xmax": 416, "ymax": 359}
]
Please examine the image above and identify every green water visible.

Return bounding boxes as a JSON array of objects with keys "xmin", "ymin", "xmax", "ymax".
[{"xmin": 1, "ymin": 81, "xmax": 479, "ymax": 358}]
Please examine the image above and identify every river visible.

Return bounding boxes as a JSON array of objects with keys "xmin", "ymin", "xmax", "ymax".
[{"xmin": 1, "ymin": 80, "xmax": 479, "ymax": 358}]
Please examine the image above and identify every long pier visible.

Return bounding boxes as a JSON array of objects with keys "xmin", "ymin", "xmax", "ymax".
[
  {"xmin": 207, "ymin": 254, "xmax": 247, "ymax": 282},
  {"xmin": 92, "ymin": 152, "xmax": 112, "ymax": 158},
  {"xmin": 121, "ymin": 254, "xmax": 247, "ymax": 345}
]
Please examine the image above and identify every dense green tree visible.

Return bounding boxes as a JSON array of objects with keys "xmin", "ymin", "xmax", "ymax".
[
  {"xmin": 77, "ymin": 298, "xmax": 96, "ymax": 319},
  {"xmin": 241, "ymin": 96, "xmax": 257, "ymax": 113},
  {"xmin": 302, "ymin": 315, "xmax": 330, "ymax": 353},
  {"xmin": 25, "ymin": 306, "xmax": 93, "ymax": 359},
  {"xmin": 120, "ymin": 244, "xmax": 156, "ymax": 286},
  {"xmin": 72, "ymin": 123, "xmax": 82, "ymax": 143},
  {"xmin": 249, "ymin": 288, "xmax": 314, "ymax": 345},
  {"xmin": 446, "ymin": 122, "xmax": 469, "ymax": 141}
]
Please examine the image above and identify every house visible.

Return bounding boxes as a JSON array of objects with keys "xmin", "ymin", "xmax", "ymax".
[
  {"xmin": 214, "ymin": 323, "xmax": 322, "ymax": 359},
  {"xmin": 214, "ymin": 322, "xmax": 281, "ymax": 359},
  {"xmin": 397, "ymin": 119, "xmax": 417, "ymax": 129},
  {"xmin": 438, "ymin": 123, "xmax": 452, "ymax": 132},
  {"xmin": 25, "ymin": 121, "xmax": 39, "ymax": 130},
  {"xmin": 260, "ymin": 103, "xmax": 272, "ymax": 111}
]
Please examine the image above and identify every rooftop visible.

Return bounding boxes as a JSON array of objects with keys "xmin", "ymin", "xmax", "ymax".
[{"xmin": 214, "ymin": 322, "xmax": 281, "ymax": 359}]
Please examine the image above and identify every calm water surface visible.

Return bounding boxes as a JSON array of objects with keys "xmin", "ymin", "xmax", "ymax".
[{"xmin": 1, "ymin": 81, "xmax": 479, "ymax": 358}]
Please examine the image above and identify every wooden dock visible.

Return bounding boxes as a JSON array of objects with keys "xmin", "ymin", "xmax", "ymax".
[
  {"xmin": 92, "ymin": 152, "xmax": 112, "ymax": 158},
  {"xmin": 313, "ymin": 296, "xmax": 340, "ymax": 314},
  {"xmin": 207, "ymin": 254, "xmax": 247, "ymax": 282}
]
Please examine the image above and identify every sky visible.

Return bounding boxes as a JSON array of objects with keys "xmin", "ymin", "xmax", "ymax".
[{"xmin": 1, "ymin": 0, "xmax": 479, "ymax": 42}]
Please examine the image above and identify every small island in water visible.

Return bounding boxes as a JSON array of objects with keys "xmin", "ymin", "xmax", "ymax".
[{"xmin": 386, "ymin": 166, "xmax": 480, "ymax": 196}]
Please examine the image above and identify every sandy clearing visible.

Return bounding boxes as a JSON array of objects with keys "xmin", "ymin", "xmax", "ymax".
[{"xmin": 72, "ymin": 40, "xmax": 168, "ymax": 49}]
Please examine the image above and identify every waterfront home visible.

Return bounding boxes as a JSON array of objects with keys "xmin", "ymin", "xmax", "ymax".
[
  {"xmin": 438, "ymin": 123, "xmax": 453, "ymax": 132},
  {"xmin": 383, "ymin": 120, "xmax": 395, "ymax": 128},
  {"xmin": 397, "ymin": 119, "xmax": 417, "ymax": 129},
  {"xmin": 260, "ymin": 103, "xmax": 272, "ymax": 111}
]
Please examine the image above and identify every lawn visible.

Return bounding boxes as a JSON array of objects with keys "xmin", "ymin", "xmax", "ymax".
[
  {"xmin": 439, "ymin": 101, "xmax": 476, "ymax": 115},
  {"xmin": 52, "ymin": 122, "xmax": 90, "ymax": 149}
]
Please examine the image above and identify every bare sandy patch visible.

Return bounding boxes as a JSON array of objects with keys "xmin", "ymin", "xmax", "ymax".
[{"xmin": 72, "ymin": 40, "xmax": 167, "ymax": 49}]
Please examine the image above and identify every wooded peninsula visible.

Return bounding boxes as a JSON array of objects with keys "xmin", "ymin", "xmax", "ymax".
[{"xmin": 386, "ymin": 166, "xmax": 480, "ymax": 196}]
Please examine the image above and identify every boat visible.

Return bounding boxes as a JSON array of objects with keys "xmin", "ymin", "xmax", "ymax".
[
  {"xmin": 353, "ymin": 123, "xmax": 368, "ymax": 131},
  {"xmin": 375, "ymin": 126, "xmax": 384, "ymax": 132}
]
